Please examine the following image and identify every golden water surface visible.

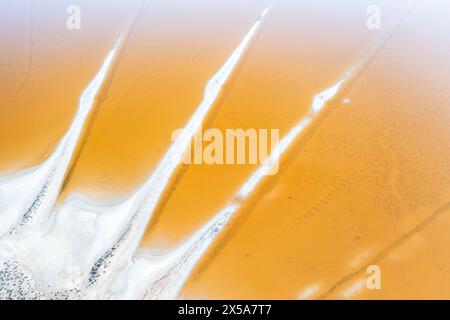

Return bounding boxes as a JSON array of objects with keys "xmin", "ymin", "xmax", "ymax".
[{"xmin": 1, "ymin": 0, "xmax": 450, "ymax": 299}]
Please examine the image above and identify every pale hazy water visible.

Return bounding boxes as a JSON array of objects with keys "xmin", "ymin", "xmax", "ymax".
[{"xmin": 1, "ymin": 0, "xmax": 450, "ymax": 299}]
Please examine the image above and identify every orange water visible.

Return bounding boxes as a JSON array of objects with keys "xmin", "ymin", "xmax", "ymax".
[{"xmin": 1, "ymin": 0, "xmax": 450, "ymax": 299}]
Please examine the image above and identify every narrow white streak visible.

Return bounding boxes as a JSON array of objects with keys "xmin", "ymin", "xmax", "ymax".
[
  {"xmin": 298, "ymin": 284, "xmax": 323, "ymax": 300},
  {"xmin": 238, "ymin": 73, "xmax": 350, "ymax": 199},
  {"xmin": 0, "ymin": 40, "xmax": 120, "ymax": 236},
  {"xmin": 114, "ymin": 4, "xmax": 273, "ymax": 260},
  {"xmin": 31, "ymin": 44, "xmax": 119, "ymax": 218},
  {"xmin": 237, "ymin": 118, "xmax": 308, "ymax": 199},
  {"xmin": 260, "ymin": 5, "xmax": 271, "ymax": 18},
  {"xmin": 311, "ymin": 78, "xmax": 346, "ymax": 114},
  {"xmin": 146, "ymin": 205, "xmax": 237, "ymax": 300},
  {"xmin": 339, "ymin": 278, "xmax": 366, "ymax": 299},
  {"xmin": 107, "ymin": 205, "xmax": 237, "ymax": 300},
  {"xmin": 0, "ymin": 155, "xmax": 56, "ymax": 236},
  {"xmin": 0, "ymin": 39, "xmax": 122, "ymax": 295}
]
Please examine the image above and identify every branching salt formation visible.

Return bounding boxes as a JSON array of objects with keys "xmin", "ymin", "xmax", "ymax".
[{"xmin": 0, "ymin": 4, "xmax": 272, "ymax": 299}]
